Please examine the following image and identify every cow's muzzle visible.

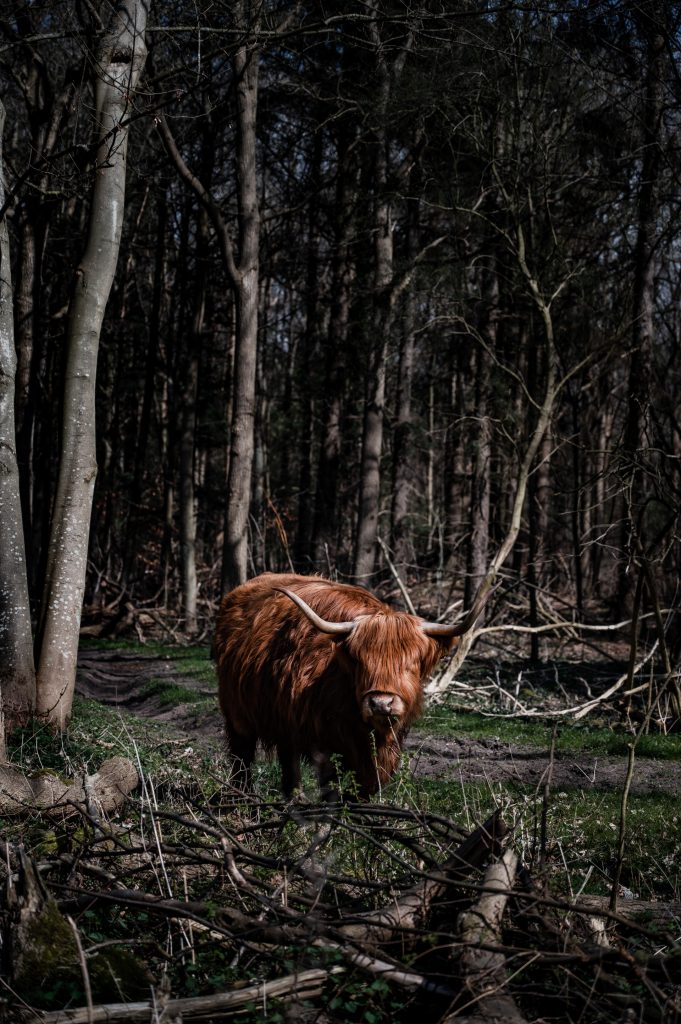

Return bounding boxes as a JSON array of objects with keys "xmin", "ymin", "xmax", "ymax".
[{"xmin": 362, "ymin": 691, "xmax": 405, "ymax": 727}]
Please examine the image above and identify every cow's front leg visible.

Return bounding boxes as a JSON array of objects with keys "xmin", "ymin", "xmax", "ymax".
[{"xmin": 277, "ymin": 742, "xmax": 302, "ymax": 798}]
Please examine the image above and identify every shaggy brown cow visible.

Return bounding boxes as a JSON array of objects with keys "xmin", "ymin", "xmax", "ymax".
[{"xmin": 215, "ymin": 572, "xmax": 486, "ymax": 799}]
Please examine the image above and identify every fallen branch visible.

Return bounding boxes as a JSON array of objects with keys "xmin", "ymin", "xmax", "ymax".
[
  {"xmin": 37, "ymin": 967, "xmax": 343, "ymax": 1023},
  {"xmin": 446, "ymin": 847, "xmax": 527, "ymax": 1024},
  {"xmin": 0, "ymin": 757, "xmax": 138, "ymax": 819},
  {"xmin": 338, "ymin": 810, "xmax": 505, "ymax": 946},
  {"xmin": 578, "ymin": 895, "xmax": 681, "ymax": 927}
]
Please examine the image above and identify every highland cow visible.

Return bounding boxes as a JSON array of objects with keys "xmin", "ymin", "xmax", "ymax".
[{"xmin": 214, "ymin": 572, "xmax": 485, "ymax": 799}]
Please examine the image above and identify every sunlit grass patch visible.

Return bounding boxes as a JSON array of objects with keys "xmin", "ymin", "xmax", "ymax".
[
  {"xmin": 417, "ymin": 706, "xmax": 681, "ymax": 760},
  {"xmin": 399, "ymin": 771, "xmax": 681, "ymax": 901},
  {"xmin": 79, "ymin": 637, "xmax": 216, "ymax": 688},
  {"xmin": 541, "ymin": 789, "xmax": 681, "ymax": 900},
  {"xmin": 140, "ymin": 677, "xmax": 209, "ymax": 705}
]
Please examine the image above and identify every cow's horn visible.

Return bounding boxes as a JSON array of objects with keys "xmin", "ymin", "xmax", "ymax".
[
  {"xmin": 420, "ymin": 580, "xmax": 496, "ymax": 638},
  {"xmin": 274, "ymin": 587, "xmax": 356, "ymax": 637}
]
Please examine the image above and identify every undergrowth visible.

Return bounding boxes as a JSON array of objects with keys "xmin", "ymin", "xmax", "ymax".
[{"xmin": 2, "ymin": 644, "xmax": 679, "ymax": 1021}]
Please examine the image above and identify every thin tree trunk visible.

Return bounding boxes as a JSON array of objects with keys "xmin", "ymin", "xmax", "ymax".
[
  {"xmin": 35, "ymin": 0, "xmax": 149, "ymax": 728},
  {"xmin": 179, "ymin": 242, "xmax": 204, "ymax": 633},
  {"xmin": 390, "ymin": 176, "xmax": 420, "ymax": 569},
  {"xmin": 311, "ymin": 128, "xmax": 356, "ymax": 570},
  {"xmin": 294, "ymin": 130, "xmax": 323, "ymax": 568},
  {"xmin": 354, "ymin": 25, "xmax": 393, "ymax": 582},
  {"xmin": 180, "ymin": 131, "xmax": 212, "ymax": 633},
  {"xmin": 464, "ymin": 260, "xmax": 497, "ymax": 611},
  {"xmin": 444, "ymin": 337, "xmax": 468, "ymax": 568},
  {"xmin": 0, "ymin": 100, "xmax": 36, "ymax": 734},
  {"xmin": 571, "ymin": 392, "xmax": 585, "ymax": 618},
  {"xmin": 221, "ymin": 9, "xmax": 260, "ymax": 592},
  {"xmin": 618, "ymin": 18, "xmax": 665, "ymax": 613}
]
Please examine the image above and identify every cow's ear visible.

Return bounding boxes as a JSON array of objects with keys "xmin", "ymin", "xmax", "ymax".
[{"xmin": 433, "ymin": 634, "xmax": 460, "ymax": 658}]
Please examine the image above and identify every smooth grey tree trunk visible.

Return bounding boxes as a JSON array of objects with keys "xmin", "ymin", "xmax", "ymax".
[
  {"xmin": 0, "ymin": 100, "xmax": 36, "ymax": 736},
  {"xmin": 35, "ymin": 0, "xmax": 149, "ymax": 728},
  {"xmin": 465, "ymin": 346, "xmax": 492, "ymax": 605},
  {"xmin": 464, "ymin": 261, "xmax": 497, "ymax": 612},
  {"xmin": 179, "ymin": 288, "xmax": 202, "ymax": 634},
  {"xmin": 180, "ymin": 167, "xmax": 211, "ymax": 633},
  {"xmin": 390, "ymin": 299, "xmax": 415, "ymax": 568}
]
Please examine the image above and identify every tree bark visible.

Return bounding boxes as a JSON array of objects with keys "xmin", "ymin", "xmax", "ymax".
[
  {"xmin": 390, "ymin": 173, "xmax": 420, "ymax": 569},
  {"xmin": 35, "ymin": 0, "xmax": 149, "ymax": 728},
  {"xmin": 221, "ymin": 5, "xmax": 261, "ymax": 592},
  {"xmin": 354, "ymin": 18, "xmax": 394, "ymax": 582},
  {"xmin": 0, "ymin": 100, "xmax": 36, "ymax": 735},
  {"xmin": 311, "ymin": 126, "xmax": 356, "ymax": 570},
  {"xmin": 464, "ymin": 260, "xmax": 497, "ymax": 612},
  {"xmin": 618, "ymin": 17, "xmax": 665, "ymax": 613},
  {"xmin": 294, "ymin": 130, "xmax": 324, "ymax": 568},
  {"xmin": 180, "ymin": 138, "xmax": 212, "ymax": 633}
]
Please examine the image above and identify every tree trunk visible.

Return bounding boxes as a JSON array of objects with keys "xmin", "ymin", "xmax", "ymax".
[
  {"xmin": 390, "ymin": 177, "xmax": 420, "ymax": 569},
  {"xmin": 0, "ymin": 100, "xmax": 36, "ymax": 734},
  {"xmin": 294, "ymin": 130, "xmax": 324, "ymax": 569},
  {"xmin": 221, "ymin": 9, "xmax": 260, "ymax": 592},
  {"xmin": 618, "ymin": 18, "xmax": 665, "ymax": 612},
  {"xmin": 35, "ymin": 0, "xmax": 149, "ymax": 728},
  {"xmin": 311, "ymin": 128, "xmax": 356, "ymax": 571},
  {"xmin": 354, "ymin": 33, "xmax": 393, "ymax": 582},
  {"xmin": 180, "ymin": 152, "xmax": 212, "ymax": 633},
  {"xmin": 179, "ymin": 302, "xmax": 201, "ymax": 635},
  {"xmin": 464, "ymin": 260, "xmax": 497, "ymax": 611},
  {"xmin": 444, "ymin": 335, "xmax": 468, "ymax": 568}
]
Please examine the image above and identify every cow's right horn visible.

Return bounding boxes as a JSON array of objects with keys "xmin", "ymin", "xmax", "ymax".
[
  {"xmin": 420, "ymin": 579, "xmax": 498, "ymax": 638},
  {"xmin": 274, "ymin": 587, "xmax": 356, "ymax": 637}
]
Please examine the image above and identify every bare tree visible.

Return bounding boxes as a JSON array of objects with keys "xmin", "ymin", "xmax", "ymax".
[
  {"xmin": 0, "ymin": 99, "xmax": 35, "ymax": 737},
  {"xmin": 159, "ymin": 1, "xmax": 261, "ymax": 595},
  {"xmin": 35, "ymin": 0, "xmax": 149, "ymax": 728}
]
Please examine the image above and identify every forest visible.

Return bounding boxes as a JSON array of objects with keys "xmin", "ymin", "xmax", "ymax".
[
  {"xmin": 1, "ymin": 0, "xmax": 680, "ymax": 726},
  {"xmin": 0, "ymin": 1, "xmax": 680, "ymax": 1022}
]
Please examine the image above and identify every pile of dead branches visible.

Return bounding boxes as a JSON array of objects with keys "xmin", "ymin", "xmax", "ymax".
[{"xmin": 1, "ymin": 787, "xmax": 680, "ymax": 1023}]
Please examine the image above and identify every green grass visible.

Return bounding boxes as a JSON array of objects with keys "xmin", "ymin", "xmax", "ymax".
[
  {"xmin": 5, "ymin": 695, "xmax": 224, "ymax": 788},
  {"xmin": 79, "ymin": 637, "xmax": 216, "ymax": 687},
  {"xmin": 393, "ymin": 772, "xmax": 681, "ymax": 900},
  {"xmin": 416, "ymin": 707, "xmax": 681, "ymax": 760},
  {"xmin": 139, "ymin": 678, "xmax": 209, "ymax": 705},
  {"xmin": 543, "ymin": 789, "xmax": 681, "ymax": 898}
]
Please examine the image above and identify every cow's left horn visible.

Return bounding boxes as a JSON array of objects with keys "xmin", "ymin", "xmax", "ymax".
[{"xmin": 274, "ymin": 587, "xmax": 357, "ymax": 637}]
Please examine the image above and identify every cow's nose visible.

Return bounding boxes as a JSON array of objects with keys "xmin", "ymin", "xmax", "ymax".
[{"xmin": 369, "ymin": 693, "xmax": 394, "ymax": 715}]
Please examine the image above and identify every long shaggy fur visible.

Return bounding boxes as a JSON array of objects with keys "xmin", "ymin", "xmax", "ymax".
[{"xmin": 215, "ymin": 573, "xmax": 456, "ymax": 798}]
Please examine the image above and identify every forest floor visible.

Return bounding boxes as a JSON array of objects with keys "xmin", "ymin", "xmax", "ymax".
[
  {"xmin": 75, "ymin": 646, "xmax": 681, "ymax": 798},
  {"xmin": 2, "ymin": 644, "xmax": 677, "ymax": 1022}
]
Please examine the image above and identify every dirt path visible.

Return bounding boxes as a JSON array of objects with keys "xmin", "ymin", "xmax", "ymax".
[{"xmin": 76, "ymin": 649, "xmax": 681, "ymax": 797}]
